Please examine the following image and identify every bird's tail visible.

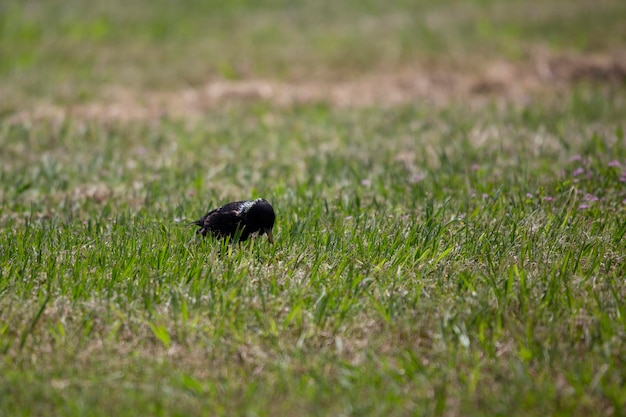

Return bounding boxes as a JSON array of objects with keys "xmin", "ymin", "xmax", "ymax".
[{"xmin": 188, "ymin": 219, "xmax": 203, "ymax": 227}]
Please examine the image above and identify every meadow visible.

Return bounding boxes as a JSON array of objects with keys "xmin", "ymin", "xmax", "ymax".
[{"xmin": 1, "ymin": 0, "xmax": 625, "ymax": 416}]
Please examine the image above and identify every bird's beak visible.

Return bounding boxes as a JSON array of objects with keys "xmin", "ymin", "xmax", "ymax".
[{"xmin": 266, "ymin": 229, "xmax": 274, "ymax": 244}]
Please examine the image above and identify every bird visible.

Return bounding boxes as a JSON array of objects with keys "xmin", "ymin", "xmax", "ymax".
[{"xmin": 190, "ymin": 198, "xmax": 275, "ymax": 244}]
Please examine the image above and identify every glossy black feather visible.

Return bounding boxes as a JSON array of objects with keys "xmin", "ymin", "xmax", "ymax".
[{"xmin": 191, "ymin": 198, "xmax": 275, "ymax": 243}]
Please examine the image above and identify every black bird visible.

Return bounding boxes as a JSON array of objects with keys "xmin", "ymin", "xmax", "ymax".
[{"xmin": 191, "ymin": 198, "xmax": 275, "ymax": 243}]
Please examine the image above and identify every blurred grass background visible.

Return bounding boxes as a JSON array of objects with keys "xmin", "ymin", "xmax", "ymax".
[{"xmin": 2, "ymin": 0, "xmax": 625, "ymax": 107}]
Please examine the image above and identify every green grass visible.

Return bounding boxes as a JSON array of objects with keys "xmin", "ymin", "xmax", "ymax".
[
  {"xmin": 2, "ymin": 100, "xmax": 625, "ymax": 416},
  {"xmin": 2, "ymin": 0, "xmax": 626, "ymax": 106},
  {"xmin": 2, "ymin": 0, "xmax": 626, "ymax": 416}
]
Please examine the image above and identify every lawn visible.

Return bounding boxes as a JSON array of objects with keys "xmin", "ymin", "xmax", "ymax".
[{"xmin": 1, "ymin": 1, "xmax": 625, "ymax": 416}]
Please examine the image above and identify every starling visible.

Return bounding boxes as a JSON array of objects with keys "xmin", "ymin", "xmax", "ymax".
[{"xmin": 191, "ymin": 198, "xmax": 275, "ymax": 243}]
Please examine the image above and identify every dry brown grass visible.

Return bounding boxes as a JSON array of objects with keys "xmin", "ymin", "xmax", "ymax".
[{"xmin": 9, "ymin": 49, "xmax": 626, "ymax": 124}]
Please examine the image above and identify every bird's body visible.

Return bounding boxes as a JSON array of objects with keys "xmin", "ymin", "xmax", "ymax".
[{"xmin": 191, "ymin": 198, "xmax": 275, "ymax": 243}]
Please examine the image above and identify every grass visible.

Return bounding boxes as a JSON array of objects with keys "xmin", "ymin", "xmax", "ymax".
[
  {"xmin": 2, "ymin": 0, "xmax": 626, "ymax": 106},
  {"xmin": 2, "ymin": 0, "xmax": 626, "ymax": 416}
]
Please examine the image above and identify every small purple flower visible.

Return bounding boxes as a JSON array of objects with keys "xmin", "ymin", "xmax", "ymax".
[
  {"xmin": 544, "ymin": 196, "xmax": 554, "ymax": 202},
  {"xmin": 572, "ymin": 167, "xmax": 585, "ymax": 177},
  {"xmin": 578, "ymin": 203, "xmax": 590, "ymax": 210},
  {"xmin": 361, "ymin": 179, "xmax": 371, "ymax": 187},
  {"xmin": 570, "ymin": 155, "xmax": 583, "ymax": 162},
  {"xmin": 583, "ymin": 194, "xmax": 599, "ymax": 202},
  {"xmin": 526, "ymin": 193, "xmax": 533, "ymax": 198},
  {"xmin": 410, "ymin": 173, "xmax": 425, "ymax": 183},
  {"xmin": 471, "ymin": 164, "xmax": 480, "ymax": 172},
  {"xmin": 608, "ymin": 160, "xmax": 621, "ymax": 168},
  {"xmin": 482, "ymin": 193, "xmax": 489, "ymax": 199}
]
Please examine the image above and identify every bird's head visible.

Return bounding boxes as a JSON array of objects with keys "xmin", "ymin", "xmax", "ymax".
[{"xmin": 245, "ymin": 198, "xmax": 275, "ymax": 243}]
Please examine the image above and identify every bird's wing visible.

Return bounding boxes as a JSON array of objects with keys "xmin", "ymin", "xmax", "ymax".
[
  {"xmin": 191, "ymin": 201, "xmax": 244, "ymax": 226},
  {"xmin": 204, "ymin": 206, "xmax": 246, "ymax": 237}
]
